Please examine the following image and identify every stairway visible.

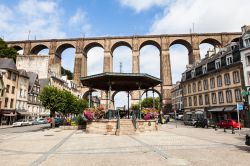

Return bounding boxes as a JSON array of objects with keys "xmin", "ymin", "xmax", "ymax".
[{"xmin": 117, "ymin": 119, "xmax": 136, "ymax": 135}]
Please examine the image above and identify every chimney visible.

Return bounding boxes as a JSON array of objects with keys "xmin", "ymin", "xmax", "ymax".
[{"xmin": 241, "ymin": 25, "xmax": 250, "ymax": 35}]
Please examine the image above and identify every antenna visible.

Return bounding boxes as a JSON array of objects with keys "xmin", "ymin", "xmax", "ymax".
[
  {"xmin": 28, "ymin": 30, "xmax": 31, "ymax": 40},
  {"xmin": 120, "ymin": 62, "xmax": 122, "ymax": 73},
  {"xmin": 192, "ymin": 23, "xmax": 195, "ymax": 33}
]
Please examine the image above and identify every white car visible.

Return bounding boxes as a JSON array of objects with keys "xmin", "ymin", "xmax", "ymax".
[{"xmin": 12, "ymin": 119, "xmax": 29, "ymax": 127}]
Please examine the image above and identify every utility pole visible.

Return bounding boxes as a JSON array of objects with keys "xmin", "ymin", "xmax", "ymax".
[{"xmin": 120, "ymin": 62, "xmax": 123, "ymax": 73}]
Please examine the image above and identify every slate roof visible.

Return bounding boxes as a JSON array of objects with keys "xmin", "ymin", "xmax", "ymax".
[
  {"xmin": 18, "ymin": 69, "xmax": 29, "ymax": 78},
  {"xmin": 0, "ymin": 58, "xmax": 17, "ymax": 71},
  {"xmin": 27, "ymin": 72, "xmax": 39, "ymax": 92}
]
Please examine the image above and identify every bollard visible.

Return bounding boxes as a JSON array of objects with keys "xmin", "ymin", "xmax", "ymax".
[
  {"xmin": 232, "ymin": 127, "xmax": 235, "ymax": 134},
  {"xmin": 246, "ymin": 134, "xmax": 250, "ymax": 146},
  {"xmin": 224, "ymin": 128, "xmax": 226, "ymax": 132},
  {"xmin": 214, "ymin": 125, "xmax": 218, "ymax": 131}
]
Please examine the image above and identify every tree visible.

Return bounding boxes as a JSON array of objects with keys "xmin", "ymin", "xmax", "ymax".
[
  {"xmin": 0, "ymin": 38, "xmax": 18, "ymax": 61},
  {"xmin": 141, "ymin": 97, "xmax": 160, "ymax": 109},
  {"xmin": 61, "ymin": 66, "xmax": 73, "ymax": 80},
  {"xmin": 39, "ymin": 86, "xmax": 88, "ymax": 127}
]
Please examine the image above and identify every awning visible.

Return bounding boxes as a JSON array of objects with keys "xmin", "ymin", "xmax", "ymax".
[
  {"xmin": 185, "ymin": 112, "xmax": 193, "ymax": 115},
  {"xmin": 208, "ymin": 107, "xmax": 224, "ymax": 112},
  {"xmin": 16, "ymin": 110, "xmax": 30, "ymax": 115},
  {"xmin": 195, "ymin": 111, "xmax": 204, "ymax": 114},
  {"xmin": 3, "ymin": 113, "xmax": 17, "ymax": 116},
  {"xmin": 224, "ymin": 106, "xmax": 236, "ymax": 112}
]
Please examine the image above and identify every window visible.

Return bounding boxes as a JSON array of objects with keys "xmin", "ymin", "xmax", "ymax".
[
  {"xmin": 198, "ymin": 81, "xmax": 202, "ymax": 91},
  {"xmin": 205, "ymin": 94, "xmax": 210, "ymax": 105},
  {"xmin": 188, "ymin": 84, "xmax": 191, "ymax": 94},
  {"xmin": 218, "ymin": 91, "xmax": 224, "ymax": 103},
  {"xmin": 215, "ymin": 59, "xmax": 221, "ymax": 69},
  {"xmin": 211, "ymin": 93, "xmax": 217, "ymax": 104},
  {"xmin": 203, "ymin": 79, "xmax": 208, "ymax": 90},
  {"xmin": 224, "ymin": 73, "xmax": 231, "ymax": 85},
  {"xmin": 226, "ymin": 90, "xmax": 232, "ymax": 103},
  {"xmin": 20, "ymin": 89, "xmax": 22, "ymax": 97},
  {"xmin": 210, "ymin": 78, "xmax": 215, "ymax": 89},
  {"xmin": 183, "ymin": 98, "xmax": 187, "ymax": 107},
  {"xmin": 4, "ymin": 98, "xmax": 8, "ymax": 107},
  {"xmin": 10, "ymin": 99, "xmax": 14, "ymax": 108},
  {"xmin": 192, "ymin": 82, "xmax": 196, "ymax": 93},
  {"xmin": 7, "ymin": 71, "xmax": 11, "ymax": 79},
  {"xmin": 245, "ymin": 55, "xmax": 250, "ymax": 66},
  {"xmin": 11, "ymin": 86, "xmax": 15, "ymax": 94},
  {"xmin": 202, "ymin": 65, "xmax": 207, "ymax": 74},
  {"xmin": 199, "ymin": 95, "xmax": 203, "ymax": 105},
  {"xmin": 6, "ymin": 85, "xmax": 10, "ymax": 93},
  {"xmin": 183, "ymin": 85, "xmax": 187, "ymax": 95},
  {"xmin": 226, "ymin": 55, "xmax": 233, "ymax": 65},
  {"xmin": 188, "ymin": 97, "xmax": 192, "ymax": 107},
  {"xmin": 233, "ymin": 71, "xmax": 240, "ymax": 83},
  {"xmin": 191, "ymin": 70, "xmax": 195, "ymax": 78},
  {"xmin": 193, "ymin": 96, "xmax": 197, "ymax": 106},
  {"xmin": 217, "ymin": 75, "xmax": 222, "ymax": 87},
  {"xmin": 245, "ymin": 38, "xmax": 250, "ymax": 47},
  {"xmin": 12, "ymin": 73, "xmax": 16, "ymax": 81},
  {"xmin": 235, "ymin": 89, "xmax": 242, "ymax": 102}
]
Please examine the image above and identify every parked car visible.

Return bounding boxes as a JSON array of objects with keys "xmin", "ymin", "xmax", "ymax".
[
  {"xmin": 36, "ymin": 118, "xmax": 47, "ymax": 124},
  {"xmin": 48, "ymin": 117, "xmax": 62, "ymax": 127},
  {"xmin": 194, "ymin": 119, "xmax": 211, "ymax": 128},
  {"xmin": 176, "ymin": 114, "xmax": 184, "ymax": 120},
  {"xmin": 184, "ymin": 119, "xmax": 197, "ymax": 126},
  {"xmin": 217, "ymin": 119, "xmax": 243, "ymax": 129},
  {"xmin": 12, "ymin": 119, "xmax": 29, "ymax": 127}
]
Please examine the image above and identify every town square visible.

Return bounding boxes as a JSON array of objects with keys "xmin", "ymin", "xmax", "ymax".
[{"xmin": 1, "ymin": 0, "xmax": 250, "ymax": 165}]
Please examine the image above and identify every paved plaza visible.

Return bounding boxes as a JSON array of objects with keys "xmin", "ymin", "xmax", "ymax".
[{"xmin": 0, "ymin": 122, "xmax": 250, "ymax": 166}]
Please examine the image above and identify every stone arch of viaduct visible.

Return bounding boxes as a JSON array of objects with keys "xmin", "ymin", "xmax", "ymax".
[{"xmin": 7, "ymin": 32, "xmax": 241, "ymax": 109}]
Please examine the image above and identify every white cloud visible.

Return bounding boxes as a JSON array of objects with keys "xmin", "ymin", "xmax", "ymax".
[
  {"xmin": 140, "ymin": 45, "xmax": 160, "ymax": 78},
  {"xmin": 0, "ymin": 0, "xmax": 66, "ymax": 40},
  {"xmin": 87, "ymin": 47, "xmax": 104, "ymax": 75},
  {"xmin": 147, "ymin": 0, "xmax": 250, "ymax": 83},
  {"xmin": 69, "ymin": 8, "xmax": 92, "ymax": 37},
  {"xmin": 119, "ymin": 0, "xmax": 169, "ymax": 13},
  {"xmin": 150, "ymin": 0, "xmax": 250, "ymax": 34}
]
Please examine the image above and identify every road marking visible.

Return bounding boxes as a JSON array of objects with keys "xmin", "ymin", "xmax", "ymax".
[
  {"xmin": 128, "ymin": 135, "xmax": 168, "ymax": 160},
  {"xmin": 30, "ymin": 130, "xmax": 76, "ymax": 166}
]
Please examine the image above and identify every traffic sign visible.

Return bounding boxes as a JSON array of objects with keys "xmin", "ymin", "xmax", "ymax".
[{"xmin": 237, "ymin": 103, "xmax": 244, "ymax": 111}]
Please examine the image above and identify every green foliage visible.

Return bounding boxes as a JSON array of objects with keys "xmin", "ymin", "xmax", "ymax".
[
  {"xmin": 75, "ymin": 115, "xmax": 84, "ymax": 125},
  {"xmin": 39, "ymin": 86, "xmax": 88, "ymax": 116},
  {"xmin": 141, "ymin": 97, "xmax": 160, "ymax": 109},
  {"xmin": 0, "ymin": 38, "xmax": 18, "ymax": 61},
  {"xmin": 131, "ymin": 104, "xmax": 140, "ymax": 110},
  {"xmin": 61, "ymin": 66, "xmax": 73, "ymax": 80}
]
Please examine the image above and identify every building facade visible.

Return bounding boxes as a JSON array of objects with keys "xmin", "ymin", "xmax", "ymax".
[
  {"xmin": 171, "ymin": 81, "xmax": 183, "ymax": 114},
  {"xmin": 181, "ymin": 44, "xmax": 247, "ymax": 125},
  {"xmin": 16, "ymin": 70, "xmax": 30, "ymax": 120},
  {"xmin": 0, "ymin": 58, "xmax": 19, "ymax": 125},
  {"xmin": 27, "ymin": 72, "xmax": 45, "ymax": 119}
]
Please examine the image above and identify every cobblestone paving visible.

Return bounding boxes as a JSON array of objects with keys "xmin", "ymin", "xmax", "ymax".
[{"xmin": 0, "ymin": 122, "xmax": 249, "ymax": 166}]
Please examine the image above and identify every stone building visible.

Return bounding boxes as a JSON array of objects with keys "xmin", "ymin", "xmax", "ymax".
[
  {"xmin": 0, "ymin": 74, "xmax": 4, "ymax": 113},
  {"xmin": 181, "ymin": 43, "xmax": 245, "ymax": 124},
  {"xmin": 240, "ymin": 25, "xmax": 250, "ymax": 127},
  {"xmin": 171, "ymin": 81, "xmax": 183, "ymax": 115},
  {"xmin": 0, "ymin": 58, "xmax": 19, "ymax": 125},
  {"xmin": 27, "ymin": 72, "xmax": 47, "ymax": 119},
  {"xmin": 16, "ymin": 69, "xmax": 30, "ymax": 120}
]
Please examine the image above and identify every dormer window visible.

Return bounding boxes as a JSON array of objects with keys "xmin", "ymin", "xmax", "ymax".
[
  {"xmin": 215, "ymin": 59, "xmax": 221, "ymax": 69},
  {"xmin": 202, "ymin": 65, "xmax": 207, "ymax": 74},
  {"xmin": 191, "ymin": 69, "xmax": 195, "ymax": 78},
  {"xmin": 245, "ymin": 38, "xmax": 250, "ymax": 47},
  {"xmin": 226, "ymin": 55, "xmax": 233, "ymax": 65},
  {"xmin": 182, "ymin": 73, "xmax": 186, "ymax": 81}
]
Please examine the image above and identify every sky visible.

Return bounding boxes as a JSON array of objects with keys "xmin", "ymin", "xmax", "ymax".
[{"xmin": 1, "ymin": 0, "xmax": 250, "ymax": 108}]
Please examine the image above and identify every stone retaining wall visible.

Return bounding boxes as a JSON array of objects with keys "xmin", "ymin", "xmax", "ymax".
[
  {"xmin": 86, "ymin": 120, "xmax": 117, "ymax": 135},
  {"xmin": 137, "ymin": 120, "xmax": 158, "ymax": 132}
]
